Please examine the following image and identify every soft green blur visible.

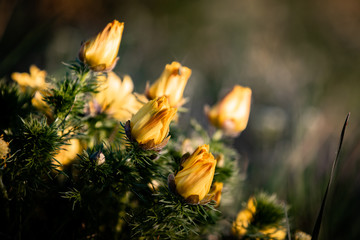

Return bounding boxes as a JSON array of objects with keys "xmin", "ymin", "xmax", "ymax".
[{"xmin": 1, "ymin": 0, "xmax": 360, "ymax": 239}]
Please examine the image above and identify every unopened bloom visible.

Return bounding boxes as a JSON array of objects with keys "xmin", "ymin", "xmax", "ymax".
[
  {"xmin": 174, "ymin": 144, "xmax": 216, "ymax": 204},
  {"xmin": 90, "ymin": 151, "xmax": 106, "ymax": 165},
  {"xmin": 206, "ymin": 85, "xmax": 252, "ymax": 136},
  {"xmin": 11, "ymin": 65, "xmax": 47, "ymax": 91},
  {"xmin": 95, "ymin": 72, "xmax": 147, "ymax": 121},
  {"xmin": 79, "ymin": 20, "xmax": 124, "ymax": 72},
  {"xmin": 126, "ymin": 96, "xmax": 177, "ymax": 150},
  {"xmin": 146, "ymin": 61, "xmax": 191, "ymax": 107}
]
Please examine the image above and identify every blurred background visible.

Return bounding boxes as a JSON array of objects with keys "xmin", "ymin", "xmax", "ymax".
[{"xmin": 1, "ymin": 0, "xmax": 360, "ymax": 239}]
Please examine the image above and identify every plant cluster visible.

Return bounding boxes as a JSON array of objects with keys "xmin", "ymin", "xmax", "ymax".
[{"xmin": 0, "ymin": 20, "xmax": 318, "ymax": 240}]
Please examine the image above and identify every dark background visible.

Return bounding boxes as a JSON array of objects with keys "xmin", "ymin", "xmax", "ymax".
[{"xmin": 1, "ymin": 0, "xmax": 360, "ymax": 239}]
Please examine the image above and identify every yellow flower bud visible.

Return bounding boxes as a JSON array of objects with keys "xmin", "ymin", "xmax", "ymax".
[
  {"xmin": 174, "ymin": 144, "xmax": 217, "ymax": 204},
  {"xmin": 11, "ymin": 65, "xmax": 47, "ymax": 92},
  {"xmin": 146, "ymin": 61, "xmax": 191, "ymax": 107},
  {"xmin": 79, "ymin": 20, "xmax": 124, "ymax": 72},
  {"xmin": 206, "ymin": 85, "xmax": 252, "ymax": 136},
  {"xmin": 95, "ymin": 72, "xmax": 147, "ymax": 121},
  {"xmin": 127, "ymin": 96, "xmax": 177, "ymax": 150}
]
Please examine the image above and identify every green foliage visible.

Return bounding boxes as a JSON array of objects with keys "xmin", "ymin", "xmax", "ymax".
[
  {"xmin": 131, "ymin": 186, "xmax": 220, "ymax": 240},
  {"xmin": 0, "ymin": 58, "xmax": 285, "ymax": 240},
  {"xmin": 3, "ymin": 115, "xmax": 62, "ymax": 200},
  {"xmin": 45, "ymin": 61, "xmax": 98, "ymax": 127}
]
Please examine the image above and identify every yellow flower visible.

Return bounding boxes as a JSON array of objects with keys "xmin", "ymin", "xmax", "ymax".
[
  {"xmin": 54, "ymin": 139, "xmax": 81, "ymax": 168},
  {"xmin": 259, "ymin": 227, "xmax": 287, "ymax": 240},
  {"xmin": 11, "ymin": 65, "xmax": 52, "ymax": 118},
  {"xmin": 174, "ymin": 144, "xmax": 217, "ymax": 204},
  {"xmin": 0, "ymin": 135, "xmax": 10, "ymax": 160},
  {"xmin": 95, "ymin": 72, "xmax": 147, "ymax": 121},
  {"xmin": 206, "ymin": 85, "xmax": 252, "ymax": 136},
  {"xmin": 146, "ymin": 61, "xmax": 191, "ymax": 107},
  {"xmin": 232, "ymin": 196, "xmax": 256, "ymax": 237},
  {"xmin": 79, "ymin": 20, "xmax": 124, "ymax": 72},
  {"xmin": 11, "ymin": 65, "xmax": 47, "ymax": 91},
  {"xmin": 294, "ymin": 231, "xmax": 311, "ymax": 240},
  {"xmin": 127, "ymin": 96, "xmax": 177, "ymax": 150}
]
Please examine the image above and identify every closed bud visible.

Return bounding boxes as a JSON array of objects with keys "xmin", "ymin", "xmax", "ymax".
[
  {"xmin": 146, "ymin": 61, "xmax": 191, "ymax": 107},
  {"xmin": 174, "ymin": 144, "xmax": 216, "ymax": 204},
  {"xmin": 206, "ymin": 85, "xmax": 252, "ymax": 137},
  {"xmin": 90, "ymin": 151, "xmax": 106, "ymax": 165},
  {"xmin": 126, "ymin": 96, "xmax": 177, "ymax": 150},
  {"xmin": 79, "ymin": 20, "xmax": 124, "ymax": 72}
]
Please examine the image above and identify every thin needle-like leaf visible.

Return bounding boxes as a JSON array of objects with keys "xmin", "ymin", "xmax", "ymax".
[{"xmin": 311, "ymin": 113, "xmax": 350, "ymax": 240}]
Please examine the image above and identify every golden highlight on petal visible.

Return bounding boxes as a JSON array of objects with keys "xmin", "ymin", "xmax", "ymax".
[
  {"xmin": 260, "ymin": 227, "xmax": 287, "ymax": 240},
  {"xmin": 11, "ymin": 65, "xmax": 53, "ymax": 118},
  {"xmin": 93, "ymin": 72, "xmax": 146, "ymax": 121},
  {"xmin": 129, "ymin": 96, "xmax": 177, "ymax": 150},
  {"xmin": 206, "ymin": 85, "xmax": 252, "ymax": 137},
  {"xmin": 32, "ymin": 90, "xmax": 52, "ymax": 118},
  {"xmin": 54, "ymin": 139, "xmax": 82, "ymax": 169},
  {"xmin": 146, "ymin": 61, "xmax": 191, "ymax": 107},
  {"xmin": 174, "ymin": 144, "xmax": 217, "ymax": 203},
  {"xmin": 295, "ymin": 231, "xmax": 312, "ymax": 240},
  {"xmin": 0, "ymin": 135, "xmax": 10, "ymax": 160},
  {"xmin": 11, "ymin": 65, "xmax": 47, "ymax": 91},
  {"xmin": 79, "ymin": 20, "xmax": 124, "ymax": 72}
]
